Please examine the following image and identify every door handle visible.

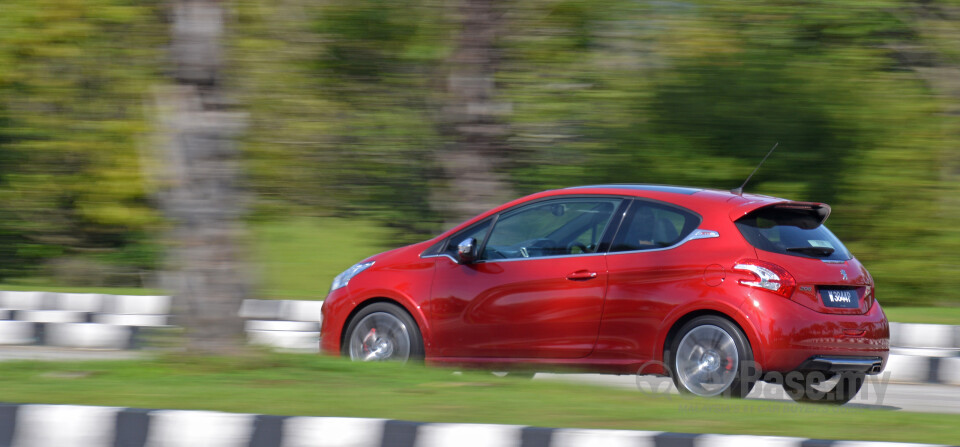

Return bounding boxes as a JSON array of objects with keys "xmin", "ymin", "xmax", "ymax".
[{"xmin": 566, "ymin": 270, "xmax": 598, "ymax": 281}]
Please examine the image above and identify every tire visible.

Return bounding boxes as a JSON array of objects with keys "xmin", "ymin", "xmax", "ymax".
[
  {"xmin": 667, "ymin": 315, "xmax": 757, "ymax": 398},
  {"xmin": 341, "ymin": 302, "xmax": 424, "ymax": 363},
  {"xmin": 782, "ymin": 371, "xmax": 864, "ymax": 405}
]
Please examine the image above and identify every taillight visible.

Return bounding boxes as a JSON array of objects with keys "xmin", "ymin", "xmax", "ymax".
[{"xmin": 733, "ymin": 259, "xmax": 796, "ymax": 298}]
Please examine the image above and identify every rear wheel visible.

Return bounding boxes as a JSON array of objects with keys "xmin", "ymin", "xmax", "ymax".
[
  {"xmin": 342, "ymin": 302, "xmax": 424, "ymax": 362},
  {"xmin": 668, "ymin": 315, "xmax": 757, "ymax": 398},
  {"xmin": 782, "ymin": 372, "xmax": 864, "ymax": 405}
]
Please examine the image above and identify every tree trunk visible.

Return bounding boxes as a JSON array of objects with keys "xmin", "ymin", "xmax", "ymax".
[
  {"xmin": 152, "ymin": 0, "xmax": 252, "ymax": 354},
  {"xmin": 435, "ymin": 0, "xmax": 513, "ymax": 227}
]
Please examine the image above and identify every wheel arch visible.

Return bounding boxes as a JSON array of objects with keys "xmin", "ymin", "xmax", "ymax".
[{"xmin": 658, "ymin": 308, "xmax": 762, "ymax": 369}]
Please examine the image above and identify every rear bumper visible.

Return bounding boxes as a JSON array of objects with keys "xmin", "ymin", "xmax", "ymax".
[{"xmin": 744, "ymin": 293, "xmax": 890, "ymax": 373}]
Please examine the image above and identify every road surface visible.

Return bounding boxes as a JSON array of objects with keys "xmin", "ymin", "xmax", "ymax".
[{"xmin": 535, "ymin": 373, "xmax": 960, "ymax": 414}]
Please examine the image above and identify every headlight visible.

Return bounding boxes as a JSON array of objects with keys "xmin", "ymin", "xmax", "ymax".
[{"xmin": 330, "ymin": 261, "xmax": 375, "ymax": 291}]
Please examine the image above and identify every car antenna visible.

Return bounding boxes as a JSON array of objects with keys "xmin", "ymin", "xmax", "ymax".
[{"xmin": 732, "ymin": 142, "xmax": 778, "ymax": 196}]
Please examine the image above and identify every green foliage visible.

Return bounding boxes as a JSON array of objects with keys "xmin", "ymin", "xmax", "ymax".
[
  {"xmin": 0, "ymin": 0, "xmax": 163, "ymax": 283},
  {"xmin": 233, "ymin": 0, "xmax": 450, "ymax": 242},
  {"xmin": 502, "ymin": 0, "xmax": 960, "ymax": 305},
  {"xmin": 1, "ymin": 0, "xmax": 958, "ymax": 306}
]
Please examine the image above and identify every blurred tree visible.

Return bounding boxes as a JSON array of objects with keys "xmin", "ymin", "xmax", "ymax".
[
  {"xmin": 434, "ymin": 0, "xmax": 514, "ymax": 226},
  {"xmin": 235, "ymin": 0, "xmax": 449, "ymax": 241},
  {"xmin": 2, "ymin": 0, "xmax": 954, "ymax": 307},
  {"xmin": 0, "ymin": 0, "xmax": 163, "ymax": 285},
  {"xmin": 228, "ymin": 0, "xmax": 960, "ymax": 304},
  {"xmin": 502, "ymin": 0, "xmax": 959, "ymax": 305},
  {"xmin": 151, "ymin": 0, "xmax": 251, "ymax": 353},
  {"xmin": 886, "ymin": 0, "xmax": 960, "ymax": 305}
]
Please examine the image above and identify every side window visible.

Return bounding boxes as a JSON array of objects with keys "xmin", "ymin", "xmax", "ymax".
[
  {"xmin": 482, "ymin": 198, "xmax": 622, "ymax": 260},
  {"xmin": 443, "ymin": 218, "xmax": 493, "ymax": 259},
  {"xmin": 610, "ymin": 201, "xmax": 701, "ymax": 252}
]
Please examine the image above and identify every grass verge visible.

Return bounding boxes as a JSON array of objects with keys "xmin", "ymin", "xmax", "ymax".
[
  {"xmin": 2, "ymin": 217, "xmax": 394, "ymax": 300},
  {"xmin": 0, "ymin": 283, "xmax": 164, "ymax": 296},
  {"xmin": 250, "ymin": 217, "xmax": 392, "ymax": 299},
  {"xmin": 882, "ymin": 306, "xmax": 960, "ymax": 325},
  {"xmin": 0, "ymin": 353, "xmax": 957, "ymax": 444}
]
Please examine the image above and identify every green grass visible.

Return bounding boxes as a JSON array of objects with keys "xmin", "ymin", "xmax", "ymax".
[
  {"xmin": 882, "ymin": 306, "xmax": 960, "ymax": 325},
  {"xmin": 1, "ymin": 217, "xmax": 394, "ymax": 300},
  {"xmin": 0, "ymin": 353, "xmax": 956, "ymax": 444},
  {"xmin": 250, "ymin": 217, "xmax": 393, "ymax": 299},
  {"xmin": 0, "ymin": 283, "xmax": 164, "ymax": 296}
]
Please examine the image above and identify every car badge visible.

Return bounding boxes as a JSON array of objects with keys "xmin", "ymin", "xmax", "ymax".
[{"xmin": 840, "ymin": 269, "xmax": 849, "ymax": 281}]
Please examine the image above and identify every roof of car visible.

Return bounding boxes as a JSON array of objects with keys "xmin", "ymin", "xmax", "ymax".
[
  {"xmin": 561, "ymin": 183, "xmax": 806, "ymax": 213},
  {"xmin": 437, "ymin": 184, "xmax": 825, "ymax": 238},
  {"xmin": 564, "ymin": 184, "xmax": 704, "ymax": 195}
]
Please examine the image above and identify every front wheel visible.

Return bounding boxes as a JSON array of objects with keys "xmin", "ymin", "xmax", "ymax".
[
  {"xmin": 782, "ymin": 372, "xmax": 864, "ymax": 405},
  {"xmin": 342, "ymin": 302, "xmax": 424, "ymax": 362},
  {"xmin": 668, "ymin": 316, "xmax": 757, "ymax": 398}
]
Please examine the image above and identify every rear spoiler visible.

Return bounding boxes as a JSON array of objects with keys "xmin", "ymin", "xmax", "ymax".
[{"xmin": 729, "ymin": 201, "xmax": 831, "ymax": 228}]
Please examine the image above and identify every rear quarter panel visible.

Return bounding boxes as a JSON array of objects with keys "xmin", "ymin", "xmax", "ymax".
[{"xmin": 596, "ymin": 208, "xmax": 764, "ymax": 368}]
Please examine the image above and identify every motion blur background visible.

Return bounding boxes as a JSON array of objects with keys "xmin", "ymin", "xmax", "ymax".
[{"xmin": 1, "ymin": 0, "xmax": 958, "ymax": 307}]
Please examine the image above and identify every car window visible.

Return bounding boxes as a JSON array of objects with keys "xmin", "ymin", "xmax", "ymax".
[
  {"xmin": 443, "ymin": 218, "xmax": 493, "ymax": 259},
  {"xmin": 482, "ymin": 198, "xmax": 622, "ymax": 260},
  {"xmin": 735, "ymin": 207, "xmax": 852, "ymax": 261},
  {"xmin": 610, "ymin": 201, "xmax": 701, "ymax": 252}
]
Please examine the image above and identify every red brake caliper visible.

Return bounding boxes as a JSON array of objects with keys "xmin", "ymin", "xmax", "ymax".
[{"xmin": 362, "ymin": 328, "xmax": 377, "ymax": 353}]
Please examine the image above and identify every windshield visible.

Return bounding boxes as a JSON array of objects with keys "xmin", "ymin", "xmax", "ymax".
[{"xmin": 735, "ymin": 207, "xmax": 852, "ymax": 261}]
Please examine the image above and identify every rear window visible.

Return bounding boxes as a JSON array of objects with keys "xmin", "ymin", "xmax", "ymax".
[{"xmin": 735, "ymin": 207, "xmax": 852, "ymax": 261}]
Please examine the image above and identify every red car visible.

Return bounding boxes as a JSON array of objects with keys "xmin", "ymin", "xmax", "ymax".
[{"xmin": 320, "ymin": 185, "xmax": 889, "ymax": 404}]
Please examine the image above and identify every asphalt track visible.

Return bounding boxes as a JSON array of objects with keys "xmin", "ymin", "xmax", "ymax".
[{"xmin": 535, "ymin": 373, "xmax": 960, "ymax": 414}]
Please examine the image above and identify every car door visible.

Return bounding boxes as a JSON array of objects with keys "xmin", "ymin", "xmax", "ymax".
[{"xmin": 427, "ymin": 197, "xmax": 625, "ymax": 359}]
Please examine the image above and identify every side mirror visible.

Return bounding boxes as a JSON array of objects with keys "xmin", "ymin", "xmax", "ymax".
[{"xmin": 456, "ymin": 237, "xmax": 478, "ymax": 264}]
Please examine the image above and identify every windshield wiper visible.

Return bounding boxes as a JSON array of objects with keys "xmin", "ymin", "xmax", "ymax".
[{"xmin": 786, "ymin": 246, "xmax": 835, "ymax": 257}]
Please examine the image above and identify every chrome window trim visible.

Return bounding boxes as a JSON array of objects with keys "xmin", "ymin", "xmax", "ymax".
[
  {"xmin": 422, "ymin": 251, "xmax": 609, "ymax": 265},
  {"xmin": 421, "ymin": 253, "xmax": 460, "ymax": 263},
  {"xmin": 421, "ymin": 228, "xmax": 720, "ymax": 263},
  {"xmin": 606, "ymin": 228, "xmax": 720, "ymax": 257}
]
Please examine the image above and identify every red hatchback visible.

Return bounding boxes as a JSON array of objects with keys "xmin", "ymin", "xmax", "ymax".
[{"xmin": 320, "ymin": 185, "xmax": 889, "ymax": 404}]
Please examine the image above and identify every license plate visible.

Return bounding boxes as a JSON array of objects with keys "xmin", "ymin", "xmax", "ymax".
[{"xmin": 820, "ymin": 288, "xmax": 859, "ymax": 308}]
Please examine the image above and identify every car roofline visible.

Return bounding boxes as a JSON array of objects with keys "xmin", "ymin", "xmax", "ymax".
[{"xmin": 430, "ymin": 184, "xmax": 821, "ymax": 243}]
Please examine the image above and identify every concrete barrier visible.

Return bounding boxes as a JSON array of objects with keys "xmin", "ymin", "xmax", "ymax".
[
  {"xmin": 44, "ymin": 323, "xmax": 134, "ymax": 349},
  {"xmin": 0, "ymin": 321, "xmax": 35, "ymax": 345},
  {"xmin": 893, "ymin": 323, "xmax": 957, "ymax": 349}
]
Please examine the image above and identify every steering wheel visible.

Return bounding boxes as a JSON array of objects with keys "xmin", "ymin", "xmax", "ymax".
[{"xmin": 567, "ymin": 241, "xmax": 590, "ymax": 254}]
